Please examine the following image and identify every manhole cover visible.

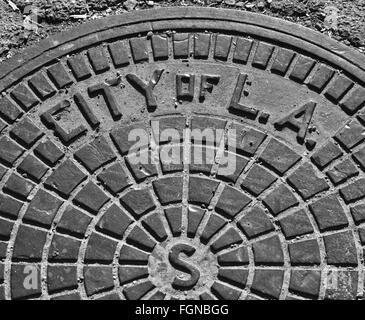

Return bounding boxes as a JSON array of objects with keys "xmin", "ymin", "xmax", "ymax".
[{"xmin": 0, "ymin": 8, "xmax": 364, "ymax": 300}]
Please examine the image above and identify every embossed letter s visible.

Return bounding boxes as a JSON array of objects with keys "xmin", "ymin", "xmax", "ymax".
[{"xmin": 169, "ymin": 243, "xmax": 200, "ymax": 290}]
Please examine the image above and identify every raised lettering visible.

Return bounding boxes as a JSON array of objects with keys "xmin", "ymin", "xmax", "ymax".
[
  {"xmin": 169, "ymin": 243, "xmax": 200, "ymax": 290},
  {"xmin": 275, "ymin": 101, "xmax": 317, "ymax": 143},
  {"xmin": 74, "ymin": 93, "xmax": 100, "ymax": 128},
  {"xmin": 88, "ymin": 78, "xmax": 122, "ymax": 119},
  {"xmin": 176, "ymin": 74, "xmax": 195, "ymax": 101},
  {"xmin": 199, "ymin": 75, "xmax": 220, "ymax": 101},
  {"xmin": 229, "ymin": 73, "xmax": 259, "ymax": 118},
  {"xmin": 41, "ymin": 100, "xmax": 87, "ymax": 144},
  {"xmin": 126, "ymin": 69, "xmax": 164, "ymax": 111}
]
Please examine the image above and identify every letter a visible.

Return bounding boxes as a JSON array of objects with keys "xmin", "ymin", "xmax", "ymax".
[
  {"xmin": 275, "ymin": 101, "xmax": 316, "ymax": 143},
  {"xmin": 23, "ymin": 265, "xmax": 38, "ymax": 290}
]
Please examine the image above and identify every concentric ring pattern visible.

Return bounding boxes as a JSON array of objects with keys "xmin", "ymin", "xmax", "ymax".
[
  {"xmin": 0, "ymin": 8, "xmax": 364, "ymax": 300},
  {"xmin": 0, "ymin": 115, "xmax": 363, "ymax": 300}
]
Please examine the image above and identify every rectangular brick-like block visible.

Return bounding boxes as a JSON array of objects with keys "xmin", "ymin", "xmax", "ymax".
[
  {"xmin": 130, "ymin": 38, "xmax": 149, "ymax": 63},
  {"xmin": 28, "ymin": 72, "xmax": 56, "ymax": 100},
  {"xmin": 0, "ymin": 96, "xmax": 23, "ymax": 123},
  {"xmin": 87, "ymin": 47, "xmax": 110, "ymax": 73},
  {"xmin": 271, "ymin": 48, "xmax": 295, "ymax": 75},
  {"xmin": 214, "ymin": 35, "xmax": 232, "ymax": 60},
  {"xmin": 252, "ymin": 42, "xmax": 274, "ymax": 69},
  {"xmin": 233, "ymin": 38, "xmax": 253, "ymax": 64},
  {"xmin": 308, "ymin": 64, "xmax": 335, "ymax": 92},
  {"xmin": 173, "ymin": 33, "xmax": 189, "ymax": 58},
  {"xmin": 340, "ymin": 86, "xmax": 365, "ymax": 115},
  {"xmin": 152, "ymin": 35, "xmax": 168, "ymax": 60},
  {"xmin": 47, "ymin": 62, "xmax": 73, "ymax": 89},
  {"xmin": 194, "ymin": 33, "xmax": 211, "ymax": 59},
  {"xmin": 67, "ymin": 54, "xmax": 92, "ymax": 80},
  {"xmin": 108, "ymin": 42, "xmax": 130, "ymax": 67},
  {"xmin": 289, "ymin": 56, "xmax": 315, "ymax": 83},
  {"xmin": 11, "ymin": 84, "xmax": 39, "ymax": 110},
  {"xmin": 325, "ymin": 74, "xmax": 354, "ymax": 102}
]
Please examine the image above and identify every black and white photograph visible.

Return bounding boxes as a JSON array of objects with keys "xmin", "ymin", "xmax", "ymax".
[{"xmin": 0, "ymin": 0, "xmax": 364, "ymax": 312}]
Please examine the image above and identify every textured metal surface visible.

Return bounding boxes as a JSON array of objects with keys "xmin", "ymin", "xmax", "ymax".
[{"xmin": 0, "ymin": 7, "xmax": 364, "ymax": 300}]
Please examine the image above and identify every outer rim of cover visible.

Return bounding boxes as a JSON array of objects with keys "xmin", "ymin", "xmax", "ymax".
[{"xmin": 0, "ymin": 6, "xmax": 364, "ymax": 94}]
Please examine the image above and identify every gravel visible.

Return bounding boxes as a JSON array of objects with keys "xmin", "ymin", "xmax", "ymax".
[{"xmin": 0, "ymin": 0, "xmax": 364, "ymax": 62}]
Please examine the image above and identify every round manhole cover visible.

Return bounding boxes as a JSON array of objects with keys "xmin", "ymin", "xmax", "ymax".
[{"xmin": 0, "ymin": 8, "xmax": 364, "ymax": 300}]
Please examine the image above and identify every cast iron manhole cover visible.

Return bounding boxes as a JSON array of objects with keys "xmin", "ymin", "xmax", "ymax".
[{"xmin": 0, "ymin": 8, "xmax": 364, "ymax": 300}]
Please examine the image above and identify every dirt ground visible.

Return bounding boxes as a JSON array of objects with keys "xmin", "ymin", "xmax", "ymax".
[{"xmin": 0, "ymin": 0, "xmax": 364, "ymax": 62}]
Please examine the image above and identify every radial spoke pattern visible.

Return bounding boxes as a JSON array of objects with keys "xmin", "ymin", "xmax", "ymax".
[{"xmin": 0, "ymin": 114, "xmax": 363, "ymax": 300}]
